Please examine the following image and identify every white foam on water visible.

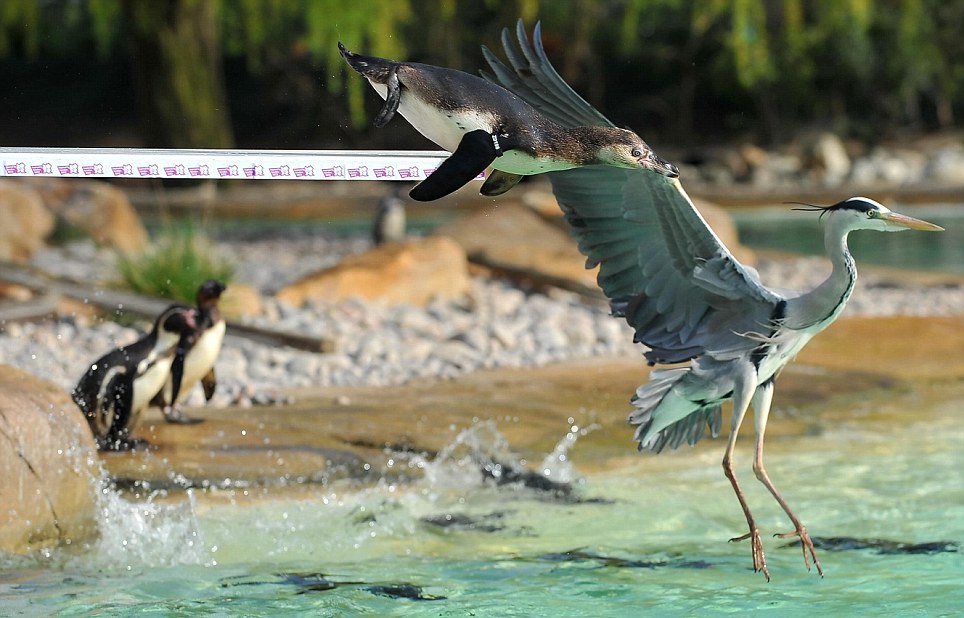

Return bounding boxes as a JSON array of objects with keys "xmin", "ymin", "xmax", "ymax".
[{"xmin": 89, "ymin": 483, "xmax": 212, "ymax": 570}]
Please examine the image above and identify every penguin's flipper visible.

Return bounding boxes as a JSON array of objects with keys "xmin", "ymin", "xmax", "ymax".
[
  {"xmin": 409, "ymin": 130, "xmax": 498, "ymax": 201},
  {"xmin": 168, "ymin": 339, "xmax": 189, "ymax": 406},
  {"xmin": 99, "ymin": 376, "xmax": 134, "ymax": 451},
  {"xmin": 201, "ymin": 368, "xmax": 217, "ymax": 401},
  {"xmin": 373, "ymin": 65, "xmax": 401, "ymax": 128},
  {"xmin": 480, "ymin": 170, "xmax": 524, "ymax": 196}
]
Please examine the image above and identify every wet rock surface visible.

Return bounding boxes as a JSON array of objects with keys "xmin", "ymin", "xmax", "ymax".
[
  {"xmin": 0, "ymin": 365, "xmax": 100, "ymax": 555},
  {"xmin": 78, "ymin": 315, "xmax": 964, "ymax": 490}
]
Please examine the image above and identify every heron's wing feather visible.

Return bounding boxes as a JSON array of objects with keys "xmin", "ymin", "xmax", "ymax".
[
  {"xmin": 485, "ymin": 21, "xmax": 783, "ymax": 361},
  {"xmin": 480, "ymin": 21, "xmax": 612, "ymax": 129}
]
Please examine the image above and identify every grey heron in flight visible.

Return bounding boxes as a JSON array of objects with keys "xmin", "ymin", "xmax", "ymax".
[{"xmin": 483, "ymin": 21, "xmax": 944, "ymax": 580}]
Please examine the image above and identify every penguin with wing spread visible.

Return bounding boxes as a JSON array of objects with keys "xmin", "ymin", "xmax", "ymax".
[{"xmin": 339, "ymin": 42, "xmax": 678, "ymax": 201}]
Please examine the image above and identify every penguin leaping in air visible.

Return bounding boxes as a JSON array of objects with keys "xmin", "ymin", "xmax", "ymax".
[
  {"xmin": 153, "ymin": 279, "xmax": 227, "ymax": 425},
  {"xmin": 339, "ymin": 37, "xmax": 678, "ymax": 202},
  {"xmin": 72, "ymin": 305, "xmax": 197, "ymax": 451}
]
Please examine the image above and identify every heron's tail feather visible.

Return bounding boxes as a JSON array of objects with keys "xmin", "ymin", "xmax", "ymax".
[{"xmin": 629, "ymin": 368, "xmax": 722, "ymax": 453}]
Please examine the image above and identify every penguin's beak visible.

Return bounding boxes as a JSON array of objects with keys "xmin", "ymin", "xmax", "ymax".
[
  {"xmin": 880, "ymin": 211, "xmax": 944, "ymax": 232},
  {"xmin": 643, "ymin": 152, "xmax": 679, "ymax": 179}
]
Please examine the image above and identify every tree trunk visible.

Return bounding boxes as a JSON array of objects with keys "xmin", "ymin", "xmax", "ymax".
[{"xmin": 123, "ymin": 0, "xmax": 234, "ymax": 149}]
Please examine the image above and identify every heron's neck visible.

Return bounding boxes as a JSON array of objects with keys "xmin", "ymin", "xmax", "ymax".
[{"xmin": 788, "ymin": 220, "xmax": 857, "ymax": 330}]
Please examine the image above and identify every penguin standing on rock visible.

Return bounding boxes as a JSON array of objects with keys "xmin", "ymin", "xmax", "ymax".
[
  {"xmin": 153, "ymin": 279, "xmax": 227, "ymax": 424},
  {"xmin": 339, "ymin": 36, "xmax": 678, "ymax": 202},
  {"xmin": 372, "ymin": 186, "xmax": 407, "ymax": 245},
  {"xmin": 72, "ymin": 305, "xmax": 197, "ymax": 451}
]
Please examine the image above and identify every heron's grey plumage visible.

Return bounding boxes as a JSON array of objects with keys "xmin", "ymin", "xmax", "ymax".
[
  {"xmin": 485, "ymin": 22, "xmax": 785, "ymax": 448},
  {"xmin": 485, "ymin": 20, "xmax": 944, "ymax": 580}
]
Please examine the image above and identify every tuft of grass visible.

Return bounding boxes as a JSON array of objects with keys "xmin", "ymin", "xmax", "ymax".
[{"xmin": 117, "ymin": 223, "xmax": 233, "ymax": 303}]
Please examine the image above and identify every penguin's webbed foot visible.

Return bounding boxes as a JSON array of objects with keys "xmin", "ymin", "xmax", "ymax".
[
  {"xmin": 163, "ymin": 405, "xmax": 205, "ymax": 425},
  {"xmin": 373, "ymin": 65, "xmax": 401, "ymax": 128},
  {"xmin": 480, "ymin": 170, "xmax": 524, "ymax": 196}
]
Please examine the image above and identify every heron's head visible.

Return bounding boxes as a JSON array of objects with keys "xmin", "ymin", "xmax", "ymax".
[
  {"xmin": 793, "ymin": 197, "xmax": 944, "ymax": 233},
  {"xmin": 594, "ymin": 128, "xmax": 679, "ymax": 178}
]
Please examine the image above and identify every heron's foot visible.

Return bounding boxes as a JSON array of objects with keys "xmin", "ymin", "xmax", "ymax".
[
  {"xmin": 163, "ymin": 405, "xmax": 204, "ymax": 425},
  {"xmin": 776, "ymin": 526, "xmax": 824, "ymax": 577},
  {"xmin": 730, "ymin": 528, "xmax": 770, "ymax": 581}
]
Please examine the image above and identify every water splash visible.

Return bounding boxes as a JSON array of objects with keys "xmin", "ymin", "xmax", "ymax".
[
  {"xmin": 539, "ymin": 417, "xmax": 600, "ymax": 485},
  {"xmin": 413, "ymin": 420, "xmax": 518, "ymax": 490},
  {"xmin": 90, "ymin": 482, "xmax": 212, "ymax": 569},
  {"xmin": 398, "ymin": 418, "xmax": 598, "ymax": 493}
]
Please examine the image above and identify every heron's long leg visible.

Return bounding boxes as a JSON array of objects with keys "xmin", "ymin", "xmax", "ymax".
[
  {"xmin": 750, "ymin": 380, "xmax": 824, "ymax": 577},
  {"xmin": 722, "ymin": 373, "xmax": 769, "ymax": 580}
]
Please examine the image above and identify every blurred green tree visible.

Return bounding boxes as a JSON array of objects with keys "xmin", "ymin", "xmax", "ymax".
[{"xmin": 0, "ymin": 0, "xmax": 960, "ymax": 147}]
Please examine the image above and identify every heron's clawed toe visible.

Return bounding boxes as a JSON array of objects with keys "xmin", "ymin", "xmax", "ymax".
[
  {"xmin": 776, "ymin": 526, "xmax": 824, "ymax": 577},
  {"xmin": 730, "ymin": 528, "xmax": 770, "ymax": 581}
]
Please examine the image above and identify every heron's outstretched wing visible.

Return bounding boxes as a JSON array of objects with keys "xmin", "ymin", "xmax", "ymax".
[{"xmin": 484, "ymin": 21, "xmax": 784, "ymax": 363}]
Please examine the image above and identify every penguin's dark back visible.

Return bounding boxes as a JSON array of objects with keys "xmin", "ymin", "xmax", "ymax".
[
  {"xmin": 71, "ymin": 335, "xmax": 155, "ymax": 413},
  {"xmin": 399, "ymin": 61, "xmax": 548, "ymax": 126}
]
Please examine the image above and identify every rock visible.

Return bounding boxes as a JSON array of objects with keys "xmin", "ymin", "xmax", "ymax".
[
  {"xmin": 435, "ymin": 200, "xmax": 599, "ymax": 293},
  {"xmin": 0, "ymin": 364, "xmax": 100, "ymax": 555},
  {"xmin": 805, "ymin": 132, "xmax": 851, "ymax": 185},
  {"xmin": 0, "ymin": 180, "xmax": 55, "ymax": 262},
  {"xmin": 219, "ymin": 283, "xmax": 263, "ymax": 320},
  {"xmin": 0, "ymin": 281, "xmax": 34, "ymax": 302},
  {"xmin": 925, "ymin": 145, "xmax": 964, "ymax": 185},
  {"xmin": 26, "ymin": 178, "xmax": 149, "ymax": 253},
  {"xmin": 275, "ymin": 236, "xmax": 470, "ymax": 308}
]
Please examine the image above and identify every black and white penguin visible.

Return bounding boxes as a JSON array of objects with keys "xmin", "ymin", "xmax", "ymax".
[
  {"xmin": 72, "ymin": 304, "xmax": 197, "ymax": 451},
  {"xmin": 339, "ymin": 42, "xmax": 679, "ymax": 201},
  {"xmin": 372, "ymin": 186, "xmax": 407, "ymax": 245},
  {"xmin": 153, "ymin": 279, "xmax": 227, "ymax": 424}
]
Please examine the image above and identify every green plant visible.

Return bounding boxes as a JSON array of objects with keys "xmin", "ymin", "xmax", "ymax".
[{"xmin": 117, "ymin": 223, "xmax": 233, "ymax": 303}]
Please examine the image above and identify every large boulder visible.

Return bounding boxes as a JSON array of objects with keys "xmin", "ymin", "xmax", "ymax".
[
  {"xmin": 219, "ymin": 283, "xmax": 264, "ymax": 320},
  {"xmin": 276, "ymin": 236, "xmax": 471, "ymax": 308},
  {"xmin": 27, "ymin": 178, "xmax": 149, "ymax": 253},
  {"xmin": 443, "ymin": 193, "xmax": 755, "ymax": 293},
  {"xmin": 0, "ymin": 180, "xmax": 56, "ymax": 262},
  {"xmin": 0, "ymin": 365, "xmax": 100, "ymax": 554},
  {"xmin": 436, "ymin": 199, "xmax": 600, "ymax": 292}
]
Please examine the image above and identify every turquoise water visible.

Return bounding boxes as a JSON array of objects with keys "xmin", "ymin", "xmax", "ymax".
[
  {"xmin": 2, "ymin": 384, "xmax": 962, "ymax": 616},
  {"xmin": 733, "ymin": 204, "xmax": 963, "ymax": 273}
]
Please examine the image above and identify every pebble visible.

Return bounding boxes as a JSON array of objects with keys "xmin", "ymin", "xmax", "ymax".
[{"xmin": 1, "ymin": 236, "xmax": 961, "ymax": 410}]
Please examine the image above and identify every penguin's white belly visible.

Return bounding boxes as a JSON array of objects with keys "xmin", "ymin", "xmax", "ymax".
[
  {"xmin": 370, "ymin": 83, "xmax": 494, "ymax": 153},
  {"xmin": 133, "ymin": 356, "xmax": 175, "ymax": 414},
  {"xmin": 167, "ymin": 320, "xmax": 226, "ymax": 403},
  {"xmin": 369, "ymin": 82, "xmax": 577, "ymax": 177}
]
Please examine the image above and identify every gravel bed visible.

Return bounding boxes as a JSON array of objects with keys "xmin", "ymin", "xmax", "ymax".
[{"xmin": 2, "ymin": 237, "xmax": 961, "ymax": 408}]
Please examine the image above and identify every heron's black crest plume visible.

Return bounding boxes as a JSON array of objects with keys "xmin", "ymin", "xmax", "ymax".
[{"xmin": 786, "ymin": 201, "xmax": 836, "ymax": 221}]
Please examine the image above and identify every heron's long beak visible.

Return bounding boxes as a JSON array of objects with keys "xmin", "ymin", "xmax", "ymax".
[{"xmin": 881, "ymin": 211, "xmax": 944, "ymax": 231}]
